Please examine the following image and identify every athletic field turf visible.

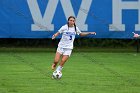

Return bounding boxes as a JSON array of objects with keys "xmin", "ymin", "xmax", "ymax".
[{"xmin": 0, "ymin": 48, "xmax": 140, "ymax": 93}]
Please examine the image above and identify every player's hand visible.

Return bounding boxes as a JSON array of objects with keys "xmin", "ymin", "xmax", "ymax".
[
  {"xmin": 90, "ymin": 32, "xmax": 96, "ymax": 35},
  {"xmin": 134, "ymin": 34, "xmax": 139, "ymax": 38},
  {"xmin": 133, "ymin": 32, "xmax": 139, "ymax": 38},
  {"xmin": 52, "ymin": 35, "xmax": 56, "ymax": 40}
]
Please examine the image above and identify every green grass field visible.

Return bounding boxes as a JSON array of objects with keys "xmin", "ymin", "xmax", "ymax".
[{"xmin": 0, "ymin": 48, "xmax": 140, "ymax": 93}]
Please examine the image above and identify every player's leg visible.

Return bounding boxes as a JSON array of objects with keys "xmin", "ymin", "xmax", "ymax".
[
  {"xmin": 56, "ymin": 48, "xmax": 72, "ymax": 71},
  {"xmin": 56, "ymin": 55, "xmax": 69, "ymax": 71},
  {"xmin": 52, "ymin": 47, "xmax": 63, "ymax": 70},
  {"xmin": 51, "ymin": 52, "xmax": 61, "ymax": 70},
  {"xmin": 60, "ymin": 55, "xmax": 69, "ymax": 66}
]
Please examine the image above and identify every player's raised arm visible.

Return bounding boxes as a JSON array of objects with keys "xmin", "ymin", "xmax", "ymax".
[
  {"xmin": 52, "ymin": 32, "xmax": 60, "ymax": 40},
  {"xmin": 80, "ymin": 32, "xmax": 96, "ymax": 36}
]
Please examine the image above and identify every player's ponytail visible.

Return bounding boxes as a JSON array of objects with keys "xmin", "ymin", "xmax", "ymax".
[{"xmin": 74, "ymin": 23, "xmax": 77, "ymax": 34}]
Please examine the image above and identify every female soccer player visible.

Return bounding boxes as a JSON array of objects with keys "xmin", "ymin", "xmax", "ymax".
[{"xmin": 51, "ymin": 16, "xmax": 96, "ymax": 72}]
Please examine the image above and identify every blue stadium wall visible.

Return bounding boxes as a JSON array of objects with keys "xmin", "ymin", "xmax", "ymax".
[{"xmin": 0, "ymin": 0, "xmax": 140, "ymax": 38}]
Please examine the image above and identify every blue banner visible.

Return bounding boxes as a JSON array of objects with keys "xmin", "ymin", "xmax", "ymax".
[{"xmin": 0, "ymin": 0, "xmax": 140, "ymax": 38}]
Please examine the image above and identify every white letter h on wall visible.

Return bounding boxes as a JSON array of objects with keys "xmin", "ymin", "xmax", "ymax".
[{"xmin": 110, "ymin": 0, "xmax": 140, "ymax": 31}]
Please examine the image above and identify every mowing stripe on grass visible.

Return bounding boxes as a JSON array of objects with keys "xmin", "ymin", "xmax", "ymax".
[{"xmin": 77, "ymin": 51, "xmax": 140, "ymax": 87}]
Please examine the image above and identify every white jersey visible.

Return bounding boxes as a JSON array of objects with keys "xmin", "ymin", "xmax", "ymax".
[{"xmin": 58, "ymin": 24, "xmax": 81, "ymax": 49}]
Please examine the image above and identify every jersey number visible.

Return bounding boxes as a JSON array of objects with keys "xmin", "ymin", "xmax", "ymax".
[{"xmin": 69, "ymin": 36, "xmax": 72, "ymax": 40}]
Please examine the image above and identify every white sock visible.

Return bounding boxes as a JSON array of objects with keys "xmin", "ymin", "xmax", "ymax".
[{"xmin": 56, "ymin": 65, "xmax": 63, "ymax": 71}]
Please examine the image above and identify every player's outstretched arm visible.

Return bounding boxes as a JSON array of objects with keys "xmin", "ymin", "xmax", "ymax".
[
  {"xmin": 80, "ymin": 32, "xmax": 96, "ymax": 36},
  {"xmin": 52, "ymin": 32, "xmax": 60, "ymax": 40}
]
